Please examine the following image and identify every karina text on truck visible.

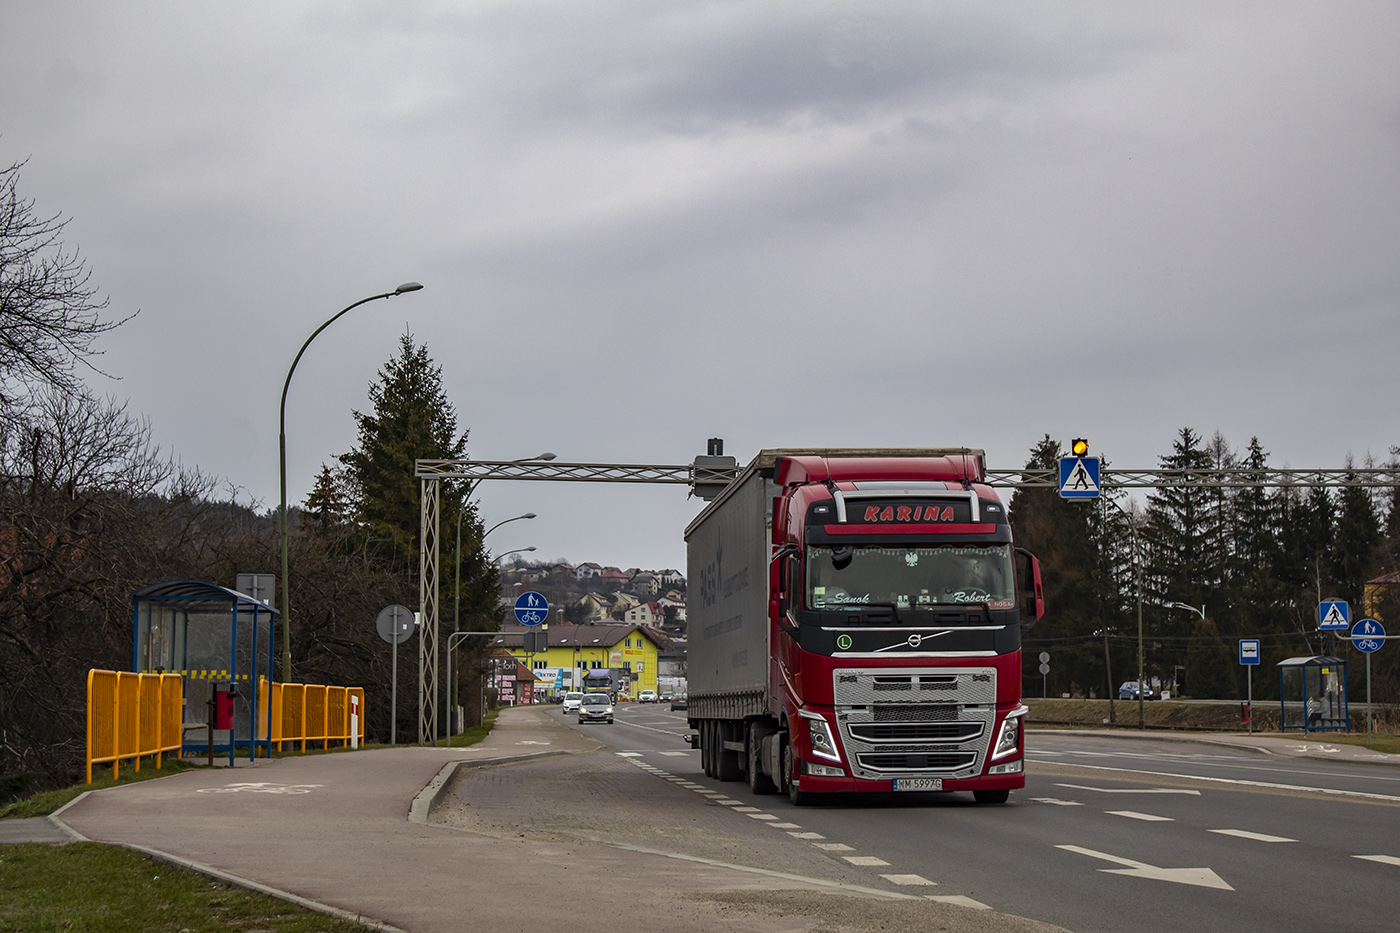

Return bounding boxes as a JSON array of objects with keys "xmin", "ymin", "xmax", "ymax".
[{"xmin": 685, "ymin": 445, "xmax": 1045, "ymax": 805}]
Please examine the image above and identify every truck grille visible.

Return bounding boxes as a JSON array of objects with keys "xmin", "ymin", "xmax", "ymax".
[
  {"xmin": 848, "ymin": 722, "xmax": 984, "ymax": 743},
  {"xmin": 832, "ymin": 667, "xmax": 996, "ymax": 781},
  {"xmin": 856, "ymin": 752, "xmax": 978, "ymax": 773}
]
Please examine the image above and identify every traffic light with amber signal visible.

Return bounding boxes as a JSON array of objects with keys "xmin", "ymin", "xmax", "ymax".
[{"xmin": 1071, "ymin": 438, "xmax": 1089, "ymax": 458}]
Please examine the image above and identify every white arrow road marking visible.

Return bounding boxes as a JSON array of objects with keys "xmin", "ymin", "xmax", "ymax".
[
  {"xmin": 1030, "ymin": 797, "xmax": 1084, "ymax": 806},
  {"xmin": 1107, "ymin": 811, "xmax": 1174, "ymax": 822},
  {"xmin": 1355, "ymin": 855, "xmax": 1400, "ymax": 866},
  {"xmin": 1057, "ymin": 845, "xmax": 1234, "ymax": 891},
  {"xmin": 1056, "ymin": 783, "xmax": 1201, "ymax": 795},
  {"xmin": 1210, "ymin": 829, "xmax": 1297, "ymax": 843}
]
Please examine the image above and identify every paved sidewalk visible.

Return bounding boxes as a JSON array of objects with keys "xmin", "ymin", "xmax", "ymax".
[{"xmin": 1043, "ymin": 728, "xmax": 1400, "ymax": 767}]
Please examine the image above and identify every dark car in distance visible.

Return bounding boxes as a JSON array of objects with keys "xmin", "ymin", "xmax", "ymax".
[
  {"xmin": 670, "ymin": 694, "xmax": 687, "ymax": 711},
  {"xmin": 1118, "ymin": 681, "xmax": 1155, "ymax": 701}
]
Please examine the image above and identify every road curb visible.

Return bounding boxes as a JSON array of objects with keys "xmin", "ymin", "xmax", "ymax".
[{"xmin": 408, "ymin": 750, "xmax": 567, "ymax": 824}]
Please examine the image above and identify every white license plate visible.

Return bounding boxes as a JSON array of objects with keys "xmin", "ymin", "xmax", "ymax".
[{"xmin": 893, "ymin": 778, "xmax": 942, "ymax": 791}]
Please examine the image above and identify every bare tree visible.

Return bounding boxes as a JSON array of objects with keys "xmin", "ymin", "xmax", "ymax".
[{"xmin": 0, "ymin": 160, "xmax": 130, "ymax": 424}]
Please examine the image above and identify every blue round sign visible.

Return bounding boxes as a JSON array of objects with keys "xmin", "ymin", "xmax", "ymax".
[
  {"xmin": 1351, "ymin": 618, "xmax": 1385, "ymax": 653},
  {"xmin": 514, "ymin": 591, "xmax": 549, "ymax": 626}
]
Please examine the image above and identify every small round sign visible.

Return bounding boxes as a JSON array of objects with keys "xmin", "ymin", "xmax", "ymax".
[
  {"xmin": 1038, "ymin": 662, "xmax": 1050, "ymax": 675},
  {"xmin": 1351, "ymin": 618, "xmax": 1385, "ymax": 654},
  {"xmin": 514, "ymin": 591, "xmax": 549, "ymax": 626},
  {"xmin": 837, "ymin": 634, "xmax": 852, "ymax": 650},
  {"xmin": 1038, "ymin": 652, "xmax": 1050, "ymax": 664},
  {"xmin": 376, "ymin": 604, "xmax": 415, "ymax": 644}
]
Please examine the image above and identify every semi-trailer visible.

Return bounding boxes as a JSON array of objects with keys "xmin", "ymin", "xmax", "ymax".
[{"xmin": 685, "ymin": 447, "xmax": 1044, "ymax": 804}]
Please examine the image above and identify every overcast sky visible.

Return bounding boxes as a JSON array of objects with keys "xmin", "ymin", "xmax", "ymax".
[{"xmin": 3, "ymin": 2, "xmax": 1398, "ymax": 573}]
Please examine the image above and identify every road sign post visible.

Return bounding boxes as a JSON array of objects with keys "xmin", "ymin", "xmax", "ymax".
[
  {"xmin": 376, "ymin": 604, "xmax": 415, "ymax": 745},
  {"xmin": 1350, "ymin": 619, "xmax": 1385, "ymax": 746},
  {"xmin": 1239, "ymin": 639, "xmax": 1260, "ymax": 734},
  {"xmin": 1038, "ymin": 651, "xmax": 1050, "ymax": 698}
]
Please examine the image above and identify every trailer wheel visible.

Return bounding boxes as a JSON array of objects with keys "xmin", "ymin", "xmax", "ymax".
[
  {"xmin": 974, "ymin": 789, "xmax": 1010, "ymax": 805},
  {"xmin": 701, "ymin": 721, "xmax": 716, "ymax": 777},
  {"xmin": 747, "ymin": 725, "xmax": 776, "ymax": 795},
  {"xmin": 715, "ymin": 721, "xmax": 742, "ymax": 782}
]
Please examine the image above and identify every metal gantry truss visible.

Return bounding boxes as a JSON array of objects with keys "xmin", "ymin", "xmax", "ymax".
[{"xmin": 414, "ymin": 458, "xmax": 1397, "ymax": 745}]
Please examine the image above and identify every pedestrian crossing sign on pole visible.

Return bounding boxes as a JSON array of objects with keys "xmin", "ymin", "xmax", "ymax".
[
  {"xmin": 1318, "ymin": 599, "xmax": 1350, "ymax": 631},
  {"xmin": 1059, "ymin": 457, "xmax": 1101, "ymax": 499}
]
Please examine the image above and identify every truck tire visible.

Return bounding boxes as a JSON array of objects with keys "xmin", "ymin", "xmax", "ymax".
[
  {"xmin": 974, "ymin": 789, "xmax": 1010, "ymax": 805},
  {"xmin": 701, "ymin": 721, "xmax": 716, "ymax": 777},
  {"xmin": 715, "ymin": 721, "xmax": 742, "ymax": 782},
  {"xmin": 747, "ymin": 725, "xmax": 776, "ymax": 795},
  {"xmin": 783, "ymin": 734, "xmax": 809, "ymax": 806}
]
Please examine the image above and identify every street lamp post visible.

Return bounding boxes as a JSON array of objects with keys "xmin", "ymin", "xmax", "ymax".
[
  {"xmin": 444, "ymin": 545, "xmax": 537, "ymax": 736},
  {"xmin": 279, "ymin": 282, "xmax": 422, "ymax": 682},
  {"xmin": 1165, "ymin": 602, "xmax": 1206, "ymax": 701},
  {"xmin": 446, "ymin": 509, "xmax": 538, "ymax": 734}
]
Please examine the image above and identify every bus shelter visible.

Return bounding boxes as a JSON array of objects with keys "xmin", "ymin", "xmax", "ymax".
[
  {"xmin": 1277, "ymin": 655, "xmax": 1349, "ymax": 733},
  {"xmin": 131, "ymin": 580, "xmax": 277, "ymax": 762}
]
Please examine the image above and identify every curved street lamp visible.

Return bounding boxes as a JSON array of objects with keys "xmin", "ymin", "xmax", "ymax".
[{"xmin": 279, "ymin": 282, "xmax": 422, "ymax": 682}]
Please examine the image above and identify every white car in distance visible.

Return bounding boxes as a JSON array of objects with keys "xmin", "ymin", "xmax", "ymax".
[{"xmin": 561, "ymin": 692, "xmax": 584, "ymax": 713}]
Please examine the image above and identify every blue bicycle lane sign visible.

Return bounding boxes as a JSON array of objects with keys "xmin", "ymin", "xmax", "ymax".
[{"xmin": 514, "ymin": 591, "xmax": 550, "ymax": 626}]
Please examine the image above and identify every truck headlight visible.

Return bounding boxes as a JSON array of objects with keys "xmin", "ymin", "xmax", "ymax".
[
  {"xmin": 990, "ymin": 705, "xmax": 1027, "ymax": 761},
  {"xmin": 799, "ymin": 710, "xmax": 842, "ymax": 763}
]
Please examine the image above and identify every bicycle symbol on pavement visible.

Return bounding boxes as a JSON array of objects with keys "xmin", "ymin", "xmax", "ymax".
[{"xmin": 196, "ymin": 782, "xmax": 324, "ymax": 795}]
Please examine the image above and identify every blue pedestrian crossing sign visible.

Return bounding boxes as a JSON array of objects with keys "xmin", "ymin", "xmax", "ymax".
[
  {"xmin": 1239, "ymin": 639, "xmax": 1261, "ymax": 665},
  {"xmin": 1318, "ymin": 599, "xmax": 1350, "ymax": 631},
  {"xmin": 1351, "ymin": 618, "xmax": 1385, "ymax": 653},
  {"xmin": 1059, "ymin": 457, "xmax": 1101, "ymax": 499},
  {"xmin": 514, "ymin": 591, "xmax": 550, "ymax": 626}
]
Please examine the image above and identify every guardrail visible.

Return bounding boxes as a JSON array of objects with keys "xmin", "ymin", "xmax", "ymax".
[
  {"xmin": 86, "ymin": 670, "xmax": 184, "ymax": 783},
  {"xmin": 264, "ymin": 680, "xmax": 366, "ymax": 752}
]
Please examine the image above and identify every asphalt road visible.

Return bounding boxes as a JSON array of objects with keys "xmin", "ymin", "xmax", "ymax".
[{"xmin": 539, "ymin": 702, "xmax": 1400, "ymax": 933}]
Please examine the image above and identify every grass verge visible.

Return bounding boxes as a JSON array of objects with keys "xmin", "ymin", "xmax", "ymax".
[
  {"xmin": 0, "ymin": 758, "xmax": 202, "ymax": 821},
  {"xmin": 0, "ymin": 842, "xmax": 371, "ymax": 932}
]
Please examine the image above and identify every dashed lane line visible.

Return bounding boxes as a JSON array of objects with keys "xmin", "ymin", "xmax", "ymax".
[
  {"xmin": 1209, "ymin": 829, "xmax": 1296, "ymax": 842},
  {"xmin": 1355, "ymin": 855, "xmax": 1400, "ymax": 866},
  {"xmin": 1037, "ymin": 760, "xmax": 1400, "ymax": 803},
  {"xmin": 883, "ymin": 874, "xmax": 936, "ymax": 886},
  {"xmin": 1107, "ymin": 811, "xmax": 1174, "ymax": 822}
]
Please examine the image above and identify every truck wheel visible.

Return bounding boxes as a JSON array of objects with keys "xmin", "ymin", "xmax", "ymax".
[
  {"xmin": 701, "ymin": 721, "xmax": 715, "ymax": 778},
  {"xmin": 716, "ymin": 722, "xmax": 742, "ymax": 782},
  {"xmin": 974, "ymin": 789, "xmax": 1010, "ymax": 805},
  {"xmin": 783, "ymin": 735, "xmax": 809, "ymax": 806},
  {"xmin": 747, "ymin": 726, "xmax": 776, "ymax": 795}
]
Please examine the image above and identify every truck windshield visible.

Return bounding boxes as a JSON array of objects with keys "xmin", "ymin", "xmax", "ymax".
[{"xmin": 806, "ymin": 544, "xmax": 1015, "ymax": 612}]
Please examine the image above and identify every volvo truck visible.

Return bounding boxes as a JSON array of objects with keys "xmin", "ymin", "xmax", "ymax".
[{"xmin": 685, "ymin": 447, "xmax": 1044, "ymax": 804}]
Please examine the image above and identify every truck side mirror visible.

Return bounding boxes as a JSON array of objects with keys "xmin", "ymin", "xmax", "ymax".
[{"xmin": 1014, "ymin": 548, "xmax": 1045, "ymax": 627}]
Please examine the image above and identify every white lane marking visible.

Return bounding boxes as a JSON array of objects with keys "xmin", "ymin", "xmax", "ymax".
[
  {"xmin": 659, "ymin": 751, "xmax": 690, "ymax": 756},
  {"xmin": 616, "ymin": 752, "xmax": 643, "ymax": 757},
  {"xmin": 1031, "ymin": 798, "xmax": 1084, "ymax": 806},
  {"xmin": 1210, "ymin": 829, "xmax": 1297, "ymax": 843},
  {"xmin": 1107, "ymin": 811, "xmax": 1174, "ymax": 822},
  {"xmin": 1056, "ymin": 845, "xmax": 1233, "ymax": 891},
  {"xmin": 748, "ymin": 813, "xmax": 780, "ymax": 821},
  {"xmin": 732, "ymin": 806, "xmax": 761, "ymax": 812},
  {"xmin": 1354, "ymin": 855, "xmax": 1400, "ymax": 866},
  {"xmin": 814, "ymin": 843, "xmax": 854, "ymax": 852},
  {"xmin": 714, "ymin": 799, "xmax": 743, "ymax": 806},
  {"xmin": 769, "ymin": 823, "xmax": 803, "ymax": 829},
  {"xmin": 1057, "ymin": 783, "xmax": 1200, "ymax": 796},
  {"xmin": 788, "ymin": 832, "xmax": 825, "ymax": 840},
  {"xmin": 927, "ymin": 895, "xmax": 990, "ymax": 909},
  {"xmin": 1034, "ymin": 759, "xmax": 1400, "ymax": 803},
  {"xmin": 845, "ymin": 856, "xmax": 892, "ymax": 867},
  {"xmin": 883, "ymin": 874, "xmax": 936, "ymax": 886}
]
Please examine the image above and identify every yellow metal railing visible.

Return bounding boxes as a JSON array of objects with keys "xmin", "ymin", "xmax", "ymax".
[
  {"xmin": 262, "ymin": 679, "xmax": 366, "ymax": 752},
  {"xmin": 86, "ymin": 670, "xmax": 183, "ymax": 784}
]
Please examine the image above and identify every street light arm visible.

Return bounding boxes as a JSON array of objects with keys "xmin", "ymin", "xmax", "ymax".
[
  {"xmin": 280, "ymin": 283, "xmax": 422, "ymax": 682},
  {"xmin": 483, "ymin": 512, "xmax": 536, "ymax": 540}
]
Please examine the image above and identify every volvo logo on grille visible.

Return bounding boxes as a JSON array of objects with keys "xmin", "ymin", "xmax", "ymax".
[{"xmin": 907, "ymin": 633, "xmax": 923, "ymax": 648}]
